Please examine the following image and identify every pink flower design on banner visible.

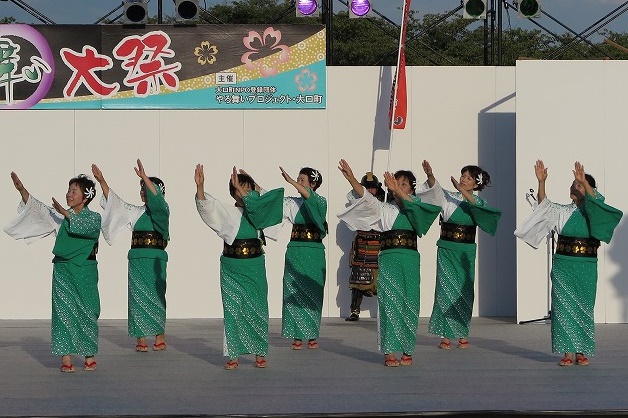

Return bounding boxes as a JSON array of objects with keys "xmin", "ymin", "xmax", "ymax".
[
  {"xmin": 241, "ymin": 27, "xmax": 290, "ymax": 78},
  {"xmin": 295, "ymin": 68, "xmax": 318, "ymax": 92}
]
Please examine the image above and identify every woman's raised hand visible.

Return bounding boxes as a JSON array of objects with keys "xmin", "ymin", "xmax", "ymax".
[
  {"xmin": 337, "ymin": 159, "xmax": 355, "ymax": 181},
  {"xmin": 279, "ymin": 166, "xmax": 294, "ymax": 184},
  {"xmin": 450, "ymin": 176, "xmax": 462, "ymax": 191},
  {"xmin": 194, "ymin": 164, "xmax": 204, "ymax": 187},
  {"xmin": 383, "ymin": 171, "xmax": 398, "ymax": 193},
  {"xmin": 573, "ymin": 161, "xmax": 586, "ymax": 185},
  {"xmin": 10, "ymin": 172, "xmax": 25, "ymax": 192},
  {"xmin": 422, "ymin": 160, "xmax": 433, "ymax": 177},
  {"xmin": 134, "ymin": 159, "xmax": 148, "ymax": 180},
  {"xmin": 91, "ymin": 164, "xmax": 105, "ymax": 183},
  {"xmin": 534, "ymin": 160, "xmax": 547, "ymax": 182},
  {"xmin": 10, "ymin": 172, "xmax": 30, "ymax": 203}
]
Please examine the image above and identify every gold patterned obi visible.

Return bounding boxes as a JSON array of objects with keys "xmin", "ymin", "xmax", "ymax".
[
  {"xmin": 223, "ymin": 238, "xmax": 264, "ymax": 259},
  {"xmin": 440, "ymin": 222, "xmax": 476, "ymax": 244},
  {"xmin": 556, "ymin": 235, "xmax": 600, "ymax": 258},
  {"xmin": 290, "ymin": 224, "xmax": 323, "ymax": 243},
  {"xmin": 131, "ymin": 231, "xmax": 167, "ymax": 250},
  {"xmin": 380, "ymin": 229, "xmax": 417, "ymax": 251}
]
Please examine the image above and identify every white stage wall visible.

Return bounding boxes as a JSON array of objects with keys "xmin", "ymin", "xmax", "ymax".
[
  {"xmin": 515, "ymin": 60, "xmax": 628, "ymax": 324},
  {"xmin": 2, "ymin": 66, "xmax": 518, "ymax": 320}
]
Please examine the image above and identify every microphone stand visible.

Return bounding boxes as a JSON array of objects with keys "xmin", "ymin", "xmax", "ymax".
[
  {"xmin": 519, "ymin": 189, "xmax": 553, "ymax": 324},
  {"xmin": 519, "ymin": 230, "xmax": 554, "ymax": 324}
]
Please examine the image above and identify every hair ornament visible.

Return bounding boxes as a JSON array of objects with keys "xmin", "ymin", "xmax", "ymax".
[
  {"xmin": 84, "ymin": 186, "xmax": 95, "ymax": 199},
  {"xmin": 311, "ymin": 170, "xmax": 320, "ymax": 182},
  {"xmin": 158, "ymin": 183, "xmax": 166, "ymax": 194},
  {"xmin": 476, "ymin": 173, "xmax": 483, "ymax": 186}
]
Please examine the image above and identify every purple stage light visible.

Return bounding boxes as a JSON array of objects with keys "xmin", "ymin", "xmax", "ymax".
[
  {"xmin": 350, "ymin": 0, "xmax": 372, "ymax": 17},
  {"xmin": 297, "ymin": 0, "xmax": 319, "ymax": 16}
]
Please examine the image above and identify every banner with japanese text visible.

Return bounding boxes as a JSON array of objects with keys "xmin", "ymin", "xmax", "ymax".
[{"xmin": 0, "ymin": 24, "xmax": 326, "ymax": 110}]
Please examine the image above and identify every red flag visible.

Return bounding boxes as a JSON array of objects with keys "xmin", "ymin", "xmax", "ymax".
[{"xmin": 389, "ymin": 0, "xmax": 411, "ymax": 130}]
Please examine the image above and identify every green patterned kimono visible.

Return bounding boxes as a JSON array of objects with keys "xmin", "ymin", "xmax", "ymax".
[
  {"xmin": 127, "ymin": 189, "xmax": 169, "ymax": 338},
  {"xmin": 196, "ymin": 189, "xmax": 283, "ymax": 359},
  {"xmin": 550, "ymin": 194, "xmax": 622, "ymax": 355},
  {"xmin": 377, "ymin": 198, "xmax": 441, "ymax": 355},
  {"xmin": 428, "ymin": 194, "xmax": 501, "ymax": 339},
  {"xmin": 281, "ymin": 189, "xmax": 327, "ymax": 341},
  {"xmin": 51, "ymin": 207, "xmax": 102, "ymax": 356}
]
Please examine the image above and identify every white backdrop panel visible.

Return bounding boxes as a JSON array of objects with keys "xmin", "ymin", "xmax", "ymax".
[
  {"xmin": 515, "ymin": 60, "xmax": 627, "ymax": 324},
  {"xmin": 1, "ymin": 66, "xmax": 517, "ymax": 321}
]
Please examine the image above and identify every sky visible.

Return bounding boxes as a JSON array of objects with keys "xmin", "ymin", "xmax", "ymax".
[{"xmin": 1, "ymin": 0, "xmax": 628, "ymax": 40}]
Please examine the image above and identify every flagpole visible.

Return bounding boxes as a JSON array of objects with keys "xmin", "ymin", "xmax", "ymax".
[{"xmin": 386, "ymin": 0, "xmax": 411, "ymax": 179}]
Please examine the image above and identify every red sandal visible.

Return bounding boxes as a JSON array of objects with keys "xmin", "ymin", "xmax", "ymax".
[
  {"xmin": 135, "ymin": 344, "xmax": 148, "ymax": 352},
  {"xmin": 400, "ymin": 354, "xmax": 413, "ymax": 366},
  {"xmin": 438, "ymin": 341, "xmax": 452, "ymax": 350},
  {"xmin": 384, "ymin": 355, "xmax": 399, "ymax": 367},
  {"xmin": 224, "ymin": 359, "xmax": 239, "ymax": 370},
  {"xmin": 559, "ymin": 357, "xmax": 574, "ymax": 367},
  {"xmin": 152, "ymin": 342, "xmax": 167, "ymax": 351},
  {"xmin": 255, "ymin": 358, "xmax": 267, "ymax": 368},
  {"xmin": 307, "ymin": 340, "xmax": 319, "ymax": 349},
  {"xmin": 576, "ymin": 354, "xmax": 589, "ymax": 366},
  {"xmin": 291, "ymin": 341, "xmax": 303, "ymax": 350},
  {"xmin": 84, "ymin": 360, "xmax": 97, "ymax": 371},
  {"xmin": 60, "ymin": 364, "xmax": 75, "ymax": 373}
]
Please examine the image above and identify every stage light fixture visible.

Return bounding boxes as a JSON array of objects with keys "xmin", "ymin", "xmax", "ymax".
[
  {"xmin": 463, "ymin": 0, "xmax": 487, "ymax": 19},
  {"xmin": 123, "ymin": 0, "xmax": 148, "ymax": 24},
  {"xmin": 517, "ymin": 0, "xmax": 541, "ymax": 18},
  {"xmin": 295, "ymin": 0, "xmax": 321, "ymax": 17},
  {"xmin": 349, "ymin": 0, "xmax": 373, "ymax": 18},
  {"xmin": 174, "ymin": 0, "xmax": 199, "ymax": 22}
]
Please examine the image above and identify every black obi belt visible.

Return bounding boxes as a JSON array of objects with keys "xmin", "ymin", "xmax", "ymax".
[
  {"xmin": 440, "ymin": 222, "xmax": 476, "ymax": 244},
  {"xmin": 131, "ymin": 231, "xmax": 168, "ymax": 250},
  {"xmin": 290, "ymin": 224, "xmax": 323, "ymax": 243},
  {"xmin": 223, "ymin": 238, "xmax": 264, "ymax": 259},
  {"xmin": 380, "ymin": 229, "xmax": 417, "ymax": 251},
  {"xmin": 556, "ymin": 235, "xmax": 600, "ymax": 258}
]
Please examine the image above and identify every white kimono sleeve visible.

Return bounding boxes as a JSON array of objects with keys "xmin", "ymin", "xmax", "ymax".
[
  {"xmin": 4, "ymin": 196, "xmax": 63, "ymax": 244},
  {"xmin": 195, "ymin": 193, "xmax": 243, "ymax": 245},
  {"xmin": 514, "ymin": 198, "xmax": 560, "ymax": 249},
  {"xmin": 415, "ymin": 180, "xmax": 445, "ymax": 207},
  {"xmin": 337, "ymin": 186, "xmax": 399, "ymax": 232},
  {"xmin": 100, "ymin": 189, "xmax": 145, "ymax": 245}
]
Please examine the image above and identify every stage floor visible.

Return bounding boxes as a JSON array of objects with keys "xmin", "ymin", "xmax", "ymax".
[{"xmin": 1, "ymin": 317, "xmax": 628, "ymax": 417}]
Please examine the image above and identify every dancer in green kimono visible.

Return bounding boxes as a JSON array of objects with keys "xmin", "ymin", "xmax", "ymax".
[
  {"xmin": 92, "ymin": 160, "xmax": 170, "ymax": 352},
  {"xmin": 418, "ymin": 161, "xmax": 502, "ymax": 350},
  {"xmin": 271, "ymin": 166, "xmax": 327, "ymax": 350},
  {"xmin": 515, "ymin": 160, "xmax": 622, "ymax": 366},
  {"xmin": 5, "ymin": 172, "xmax": 101, "ymax": 373},
  {"xmin": 337, "ymin": 160, "xmax": 441, "ymax": 367},
  {"xmin": 195, "ymin": 164, "xmax": 283, "ymax": 370}
]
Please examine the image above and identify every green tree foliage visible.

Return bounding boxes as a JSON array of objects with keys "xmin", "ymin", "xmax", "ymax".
[
  {"xmin": 199, "ymin": 1, "xmax": 628, "ymax": 65},
  {"xmin": 201, "ymin": 0, "xmax": 310, "ymax": 25},
  {"xmin": 4, "ymin": 0, "xmax": 628, "ymax": 65}
]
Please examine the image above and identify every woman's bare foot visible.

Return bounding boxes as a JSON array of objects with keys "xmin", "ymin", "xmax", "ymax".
[{"xmin": 60, "ymin": 355, "xmax": 75, "ymax": 373}]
